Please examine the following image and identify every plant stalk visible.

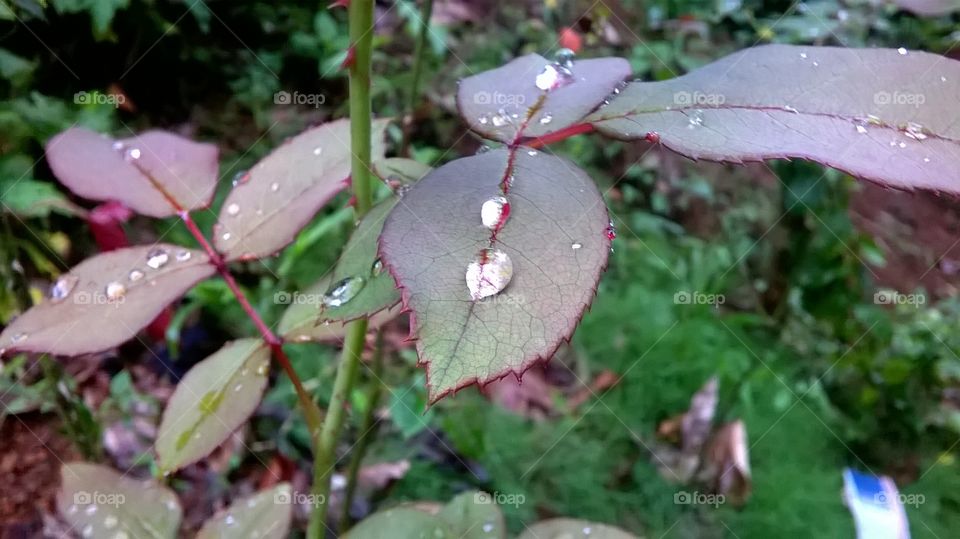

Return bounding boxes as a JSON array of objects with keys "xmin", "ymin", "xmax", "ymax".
[{"xmin": 307, "ymin": 0, "xmax": 376, "ymax": 536}]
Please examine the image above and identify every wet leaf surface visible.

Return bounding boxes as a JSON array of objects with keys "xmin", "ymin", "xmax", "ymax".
[
  {"xmin": 458, "ymin": 54, "xmax": 630, "ymax": 142},
  {"xmin": 373, "ymin": 157, "xmax": 433, "ymax": 190},
  {"xmin": 517, "ymin": 518, "xmax": 639, "ymax": 539},
  {"xmin": 196, "ymin": 483, "xmax": 292, "ymax": 539},
  {"xmin": 46, "ymin": 128, "xmax": 219, "ymax": 217},
  {"xmin": 436, "ymin": 491, "xmax": 506, "ymax": 539},
  {"xmin": 214, "ymin": 119, "xmax": 389, "ymax": 260},
  {"xmin": 345, "ymin": 508, "xmax": 455, "ymax": 539},
  {"xmin": 155, "ymin": 338, "xmax": 270, "ymax": 472},
  {"xmin": 588, "ymin": 44, "xmax": 960, "ymax": 193},
  {"xmin": 379, "ymin": 149, "xmax": 610, "ymax": 402},
  {"xmin": 0, "ymin": 244, "xmax": 214, "ymax": 356},
  {"xmin": 57, "ymin": 462, "xmax": 182, "ymax": 539}
]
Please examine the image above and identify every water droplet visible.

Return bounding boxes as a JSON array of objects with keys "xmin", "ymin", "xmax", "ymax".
[
  {"xmin": 85, "ymin": 505, "xmax": 98, "ymax": 515},
  {"xmin": 231, "ymin": 170, "xmax": 250, "ymax": 186},
  {"xmin": 783, "ymin": 106, "xmax": 798, "ymax": 113},
  {"xmin": 322, "ymin": 276, "xmax": 366, "ymax": 307},
  {"xmin": 904, "ymin": 122, "xmax": 928, "ymax": 140},
  {"xmin": 583, "ymin": 526, "xmax": 593, "ymax": 535},
  {"xmin": 372, "ymin": 258, "xmax": 384, "ymax": 276},
  {"xmin": 226, "ymin": 203, "xmax": 240, "ymax": 216},
  {"xmin": 10, "ymin": 332, "xmax": 26, "ymax": 344},
  {"xmin": 555, "ymin": 48, "xmax": 576, "ymax": 68},
  {"xmin": 125, "ymin": 148, "xmax": 141, "ymax": 160},
  {"xmin": 898, "ymin": 141, "xmax": 907, "ymax": 148},
  {"xmin": 225, "ymin": 514, "xmax": 236, "ymax": 525},
  {"xmin": 270, "ymin": 182, "xmax": 280, "ymax": 192},
  {"xmin": 466, "ymin": 248, "xmax": 513, "ymax": 300},
  {"xmin": 856, "ymin": 125, "xmax": 867, "ymax": 134},
  {"xmin": 81, "ymin": 524, "xmax": 94, "ymax": 538},
  {"xmin": 105, "ymin": 281, "xmax": 126, "ymax": 300},
  {"xmin": 313, "ymin": 146, "xmax": 323, "ymax": 156},
  {"xmin": 233, "ymin": 384, "xmax": 243, "ymax": 392},
  {"xmin": 146, "ymin": 248, "xmax": 170, "ymax": 269},
  {"xmin": 606, "ymin": 221, "xmax": 617, "ymax": 240},
  {"xmin": 898, "ymin": 47, "xmax": 907, "ymax": 55},
  {"xmin": 104, "ymin": 515, "xmax": 118, "ymax": 529},
  {"xmin": 478, "ymin": 115, "xmax": 489, "ymax": 125},
  {"xmin": 222, "ymin": 232, "xmax": 232, "ymax": 241},
  {"xmin": 111, "ymin": 141, "xmax": 125, "ymax": 151},
  {"xmin": 527, "ymin": 150, "xmax": 538, "ymax": 156},
  {"xmin": 129, "ymin": 269, "xmax": 144, "ymax": 281},
  {"xmin": 491, "ymin": 114, "xmax": 509, "ymax": 127},
  {"xmin": 867, "ymin": 114, "xmax": 882, "ymax": 125},
  {"xmin": 924, "ymin": 157, "xmax": 931, "ymax": 163},
  {"xmin": 482, "ymin": 523, "xmax": 495, "ymax": 533},
  {"xmin": 256, "ymin": 362, "xmax": 269, "ymax": 376},
  {"xmin": 539, "ymin": 114, "xmax": 553, "ymax": 125},
  {"xmin": 165, "ymin": 499, "xmax": 177, "ymax": 511},
  {"xmin": 480, "ymin": 196, "xmax": 511, "ymax": 230},
  {"xmin": 49, "ymin": 275, "xmax": 79, "ymax": 302},
  {"xmin": 799, "ymin": 52, "xmax": 808, "ymax": 59},
  {"xmin": 941, "ymin": 76, "xmax": 947, "ymax": 82},
  {"xmin": 175, "ymin": 250, "xmax": 192, "ymax": 262},
  {"xmin": 535, "ymin": 63, "xmax": 574, "ymax": 91},
  {"xmin": 812, "ymin": 61, "xmax": 819, "ymax": 67},
  {"xmin": 67, "ymin": 504, "xmax": 78, "ymax": 515},
  {"xmin": 572, "ymin": 242, "xmax": 582, "ymax": 250}
]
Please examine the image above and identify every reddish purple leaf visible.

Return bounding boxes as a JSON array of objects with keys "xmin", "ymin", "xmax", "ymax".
[
  {"xmin": 379, "ymin": 149, "xmax": 610, "ymax": 402},
  {"xmin": 587, "ymin": 45, "xmax": 960, "ymax": 193},
  {"xmin": 87, "ymin": 201, "xmax": 132, "ymax": 252},
  {"xmin": 213, "ymin": 119, "xmax": 389, "ymax": 260},
  {"xmin": 0, "ymin": 244, "xmax": 215, "ymax": 356},
  {"xmin": 46, "ymin": 127, "xmax": 219, "ymax": 217},
  {"xmin": 893, "ymin": 0, "xmax": 960, "ymax": 16},
  {"xmin": 458, "ymin": 54, "xmax": 630, "ymax": 143}
]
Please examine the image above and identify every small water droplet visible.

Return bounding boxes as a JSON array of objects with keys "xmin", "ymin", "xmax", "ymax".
[
  {"xmin": 583, "ymin": 526, "xmax": 593, "ymax": 535},
  {"xmin": 481, "ymin": 196, "xmax": 511, "ymax": 230},
  {"xmin": 898, "ymin": 47, "xmax": 907, "ymax": 55},
  {"xmin": 372, "ymin": 258, "xmax": 384, "ymax": 276},
  {"xmin": 85, "ymin": 505, "xmax": 98, "ymax": 515},
  {"xmin": 175, "ymin": 250, "xmax": 192, "ymax": 262},
  {"xmin": 226, "ymin": 203, "xmax": 240, "ymax": 216},
  {"xmin": 105, "ymin": 281, "xmax": 126, "ymax": 300},
  {"xmin": 256, "ymin": 362, "xmax": 269, "ymax": 376},
  {"xmin": 67, "ymin": 504, "xmax": 78, "ymax": 515},
  {"xmin": 856, "ymin": 125, "xmax": 867, "ymax": 134},
  {"xmin": 231, "ymin": 170, "xmax": 250, "ymax": 186},
  {"xmin": 812, "ymin": 61, "xmax": 819, "ymax": 67},
  {"xmin": 783, "ymin": 106, "xmax": 798, "ymax": 113},
  {"xmin": 941, "ymin": 76, "xmax": 947, "ymax": 82},
  {"xmin": 125, "ymin": 148, "xmax": 141, "ymax": 160},
  {"xmin": 222, "ymin": 232, "xmax": 232, "ymax": 241},
  {"xmin": 904, "ymin": 121, "xmax": 928, "ymax": 140},
  {"xmin": 104, "ymin": 515, "xmax": 118, "ymax": 529},
  {"xmin": 49, "ymin": 275, "xmax": 79, "ymax": 302},
  {"xmin": 146, "ymin": 248, "xmax": 170, "ymax": 269},
  {"xmin": 270, "ymin": 182, "xmax": 280, "ymax": 192},
  {"xmin": 898, "ymin": 141, "xmax": 907, "ymax": 148},
  {"xmin": 924, "ymin": 157, "xmax": 931, "ymax": 163},
  {"xmin": 482, "ymin": 522, "xmax": 494, "ymax": 533},
  {"xmin": 539, "ymin": 114, "xmax": 553, "ymax": 125},
  {"xmin": 129, "ymin": 269, "xmax": 144, "ymax": 281},
  {"xmin": 81, "ymin": 524, "xmax": 94, "ymax": 538},
  {"xmin": 322, "ymin": 276, "xmax": 366, "ymax": 307},
  {"xmin": 111, "ymin": 141, "xmax": 125, "ymax": 151},
  {"xmin": 572, "ymin": 242, "xmax": 582, "ymax": 250},
  {"xmin": 233, "ymin": 384, "xmax": 243, "ymax": 392},
  {"xmin": 527, "ymin": 150, "xmax": 538, "ymax": 156},
  {"xmin": 225, "ymin": 514, "xmax": 236, "ymax": 525},
  {"xmin": 606, "ymin": 221, "xmax": 617, "ymax": 241},
  {"xmin": 491, "ymin": 114, "xmax": 509, "ymax": 127},
  {"xmin": 10, "ymin": 332, "xmax": 26, "ymax": 344},
  {"xmin": 478, "ymin": 115, "xmax": 489, "ymax": 125},
  {"xmin": 313, "ymin": 146, "xmax": 323, "ymax": 156},
  {"xmin": 799, "ymin": 52, "xmax": 808, "ymax": 59},
  {"xmin": 466, "ymin": 248, "xmax": 513, "ymax": 300}
]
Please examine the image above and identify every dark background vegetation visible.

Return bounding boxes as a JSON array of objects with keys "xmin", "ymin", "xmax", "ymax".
[{"xmin": 2, "ymin": 0, "xmax": 960, "ymax": 537}]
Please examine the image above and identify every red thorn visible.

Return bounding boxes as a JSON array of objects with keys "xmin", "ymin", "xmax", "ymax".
[
  {"xmin": 644, "ymin": 131, "xmax": 661, "ymax": 143},
  {"xmin": 329, "ymin": 0, "xmax": 349, "ymax": 8},
  {"xmin": 341, "ymin": 46, "xmax": 356, "ymax": 70}
]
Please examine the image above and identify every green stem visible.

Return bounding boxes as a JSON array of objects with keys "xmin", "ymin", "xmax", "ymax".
[
  {"xmin": 340, "ymin": 330, "xmax": 385, "ymax": 529},
  {"xmin": 401, "ymin": 0, "xmax": 434, "ymax": 156},
  {"xmin": 307, "ymin": 1, "xmax": 376, "ymax": 536}
]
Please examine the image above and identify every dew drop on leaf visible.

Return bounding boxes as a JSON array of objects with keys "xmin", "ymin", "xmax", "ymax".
[
  {"xmin": 231, "ymin": 170, "xmax": 250, "ymax": 186},
  {"xmin": 313, "ymin": 146, "xmax": 323, "ymax": 156},
  {"xmin": 465, "ymin": 248, "xmax": 513, "ymax": 301},
  {"xmin": 372, "ymin": 258, "xmax": 384, "ymax": 276},
  {"xmin": 49, "ymin": 275, "xmax": 79, "ymax": 302},
  {"xmin": 105, "ymin": 282, "xmax": 127, "ymax": 301},
  {"xmin": 226, "ymin": 203, "xmax": 240, "ymax": 216},
  {"xmin": 572, "ymin": 242, "xmax": 582, "ymax": 250},
  {"xmin": 128, "ymin": 269, "xmax": 144, "ymax": 281},
  {"xmin": 535, "ymin": 63, "xmax": 574, "ymax": 91},
  {"xmin": 898, "ymin": 47, "xmax": 907, "ymax": 55},
  {"xmin": 605, "ymin": 221, "xmax": 617, "ymax": 240},
  {"xmin": 81, "ymin": 524, "xmax": 93, "ymax": 538},
  {"xmin": 11, "ymin": 332, "xmax": 27, "ymax": 344},
  {"xmin": 103, "ymin": 515, "xmax": 117, "ymax": 529},
  {"xmin": 539, "ymin": 114, "xmax": 553, "ymax": 125},
  {"xmin": 270, "ymin": 182, "xmax": 280, "ymax": 192},
  {"xmin": 175, "ymin": 250, "xmax": 192, "ymax": 262},
  {"xmin": 125, "ymin": 147, "xmax": 141, "ymax": 161},
  {"xmin": 322, "ymin": 276, "xmax": 366, "ymax": 307},
  {"xmin": 222, "ymin": 232, "xmax": 232, "ymax": 241},
  {"xmin": 111, "ymin": 141, "xmax": 125, "ymax": 151},
  {"xmin": 146, "ymin": 248, "xmax": 170, "ymax": 269},
  {"xmin": 480, "ymin": 196, "xmax": 511, "ymax": 230},
  {"xmin": 554, "ymin": 47, "xmax": 576, "ymax": 69},
  {"xmin": 856, "ymin": 125, "xmax": 867, "ymax": 134}
]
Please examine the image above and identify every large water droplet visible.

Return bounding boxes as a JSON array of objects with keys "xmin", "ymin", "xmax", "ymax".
[
  {"xmin": 322, "ymin": 276, "xmax": 366, "ymax": 307},
  {"xmin": 898, "ymin": 47, "xmax": 907, "ymax": 55},
  {"xmin": 535, "ymin": 63, "xmax": 573, "ymax": 91},
  {"xmin": 146, "ymin": 248, "xmax": 169, "ymax": 269},
  {"xmin": 480, "ymin": 196, "xmax": 511, "ymax": 230},
  {"xmin": 466, "ymin": 248, "xmax": 513, "ymax": 300},
  {"xmin": 50, "ymin": 275, "xmax": 79, "ymax": 302},
  {"xmin": 555, "ymin": 48, "xmax": 576, "ymax": 69},
  {"xmin": 105, "ymin": 281, "xmax": 127, "ymax": 301}
]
